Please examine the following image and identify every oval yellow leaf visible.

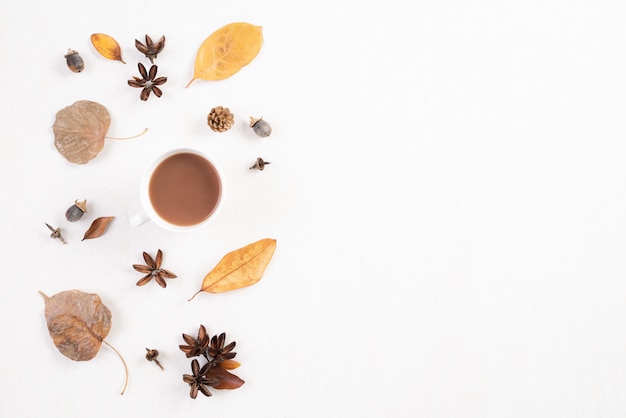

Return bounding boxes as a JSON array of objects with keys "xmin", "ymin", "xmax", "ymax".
[
  {"xmin": 91, "ymin": 33, "xmax": 126, "ymax": 63},
  {"xmin": 189, "ymin": 238, "xmax": 276, "ymax": 300},
  {"xmin": 186, "ymin": 22, "xmax": 263, "ymax": 87}
]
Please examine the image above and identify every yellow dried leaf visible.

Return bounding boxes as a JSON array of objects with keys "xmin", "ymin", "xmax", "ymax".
[
  {"xmin": 189, "ymin": 238, "xmax": 276, "ymax": 300},
  {"xmin": 220, "ymin": 359, "xmax": 241, "ymax": 370},
  {"xmin": 186, "ymin": 22, "xmax": 263, "ymax": 87},
  {"xmin": 91, "ymin": 33, "xmax": 126, "ymax": 63}
]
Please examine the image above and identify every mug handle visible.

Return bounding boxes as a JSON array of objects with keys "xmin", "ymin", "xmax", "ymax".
[{"xmin": 130, "ymin": 211, "xmax": 150, "ymax": 227}]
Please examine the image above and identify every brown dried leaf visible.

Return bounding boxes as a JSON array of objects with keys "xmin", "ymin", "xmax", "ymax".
[
  {"xmin": 207, "ymin": 364, "xmax": 245, "ymax": 389},
  {"xmin": 39, "ymin": 289, "xmax": 129, "ymax": 394},
  {"xmin": 91, "ymin": 33, "xmax": 126, "ymax": 63},
  {"xmin": 186, "ymin": 22, "xmax": 263, "ymax": 87},
  {"xmin": 189, "ymin": 238, "xmax": 276, "ymax": 300},
  {"xmin": 39, "ymin": 289, "xmax": 111, "ymax": 361},
  {"xmin": 53, "ymin": 100, "xmax": 111, "ymax": 164},
  {"xmin": 82, "ymin": 216, "xmax": 115, "ymax": 241}
]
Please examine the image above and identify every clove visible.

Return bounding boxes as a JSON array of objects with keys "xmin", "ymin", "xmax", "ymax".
[
  {"xmin": 146, "ymin": 348, "xmax": 164, "ymax": 370},
  {"xmin": 45, "ymin": 223, "xmax": 66, "ymax": 244},
  {"xmin": 249, "ymin": 157, "xmax": 271, "ymax": 171}
]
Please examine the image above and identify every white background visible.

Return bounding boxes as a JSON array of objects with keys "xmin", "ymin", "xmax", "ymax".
[{"xmin": 2, "ymin": 0, "xmax": 626, "ymax": 416}]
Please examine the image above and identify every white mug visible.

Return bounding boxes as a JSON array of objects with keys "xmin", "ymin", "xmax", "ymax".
[{"xmin": 130, "ymin": 148, "xmax": 225, "ymax": 232}]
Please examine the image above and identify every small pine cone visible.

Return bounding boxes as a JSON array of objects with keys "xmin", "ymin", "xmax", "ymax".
[{"xmin": 207, "ymin": 106, "xmax": 235, "ymax": 132}]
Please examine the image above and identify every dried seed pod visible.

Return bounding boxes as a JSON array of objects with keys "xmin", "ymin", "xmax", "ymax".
[
  {"xmin": 249, "ymin": 117, "xmax": 271, "ymax": 138},
  {"xmin": 249, "ymin": 157, "xmax": 270, "ymax": 171},
  {"xmin": 65, "ymin": 199, "xmax": 87, "ymax": 222},
  {"xmin": 45, "ymin": 223, "xmax": 66, "ymax": 244},
  {"xmin": 135, "ymin": 35, "xmax": 166, "ymax": 64},
  {"xmin": 64, "ymin": 49, "xmax": 85, "ymax": 73},
  {"xmin": 145, "ymin": 348, "xmax": 164, "ymax": 370}
]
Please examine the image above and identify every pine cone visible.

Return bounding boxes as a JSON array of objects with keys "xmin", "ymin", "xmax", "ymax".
[{"xmin": 207, "ymin": 106, "xmax": 234, "ymax": 132}]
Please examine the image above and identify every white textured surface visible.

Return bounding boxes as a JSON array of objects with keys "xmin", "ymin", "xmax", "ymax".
[{"xmin": 2, "ymin": 0, "xmax": 626, "ymax": 417}]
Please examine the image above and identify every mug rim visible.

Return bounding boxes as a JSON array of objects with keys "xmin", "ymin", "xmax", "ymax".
[{"xmin": 139, "ymin": 148, "xmax": 225, "ymax": 232}]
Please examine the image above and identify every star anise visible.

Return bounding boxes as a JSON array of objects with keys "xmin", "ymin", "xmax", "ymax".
[
  {"xmin": 179, "ymin": 325, "xmax": 245, "ymax": 399},
  {"xmin": 208, "ymin": 333, "xmax": 236, "ymax": 363},
  {"xmin": 128, "ymin": 63, "xmax": 167, "ymax": 101},
  {"xmin": 179, "ymin": 324, "xmax": 210, "ymax": 358},
  {"xmin": 183, "ymin": 359, "xmax": 219, "ymax": 399},
  {"xmin": 133, "ymin": 249, "xmax": 177, "ymax": 288},
  {"xmin": 135, "ymin": 34, "xmax": 165, "ymax": 64}
]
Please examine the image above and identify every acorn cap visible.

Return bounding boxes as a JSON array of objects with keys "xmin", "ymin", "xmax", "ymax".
[{"xmin": 74, "ymin": 199, "xmax": 87, "ymax": 212}]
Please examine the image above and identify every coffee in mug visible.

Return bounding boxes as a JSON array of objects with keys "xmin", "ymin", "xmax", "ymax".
[{"xmin": 131, "ymin": 149, "xmax": 224, "ymax": 231}]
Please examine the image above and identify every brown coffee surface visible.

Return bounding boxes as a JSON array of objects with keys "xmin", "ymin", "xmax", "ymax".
[{"xmin": 149, "ymin": 153, "xmax": 221, "ymax": 226}]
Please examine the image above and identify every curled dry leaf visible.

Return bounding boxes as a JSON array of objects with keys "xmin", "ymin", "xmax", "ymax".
[
  {"xmin": 83, "ymin": 216, "xmax": 115, "ymax": 241},
  {"xmin": 53, "ymin": 100, "xmax": 111, "ymax": 164},
  {"xmin": 207, "ymin": 364, "xmax": 245, "ymax": 390},
  {"xmin": 39, "ymin": 289, "xmax": 128, "ymax": 394},
  {"xmin": 189, "ymin": 238, "xmax": 276, "ymax": 300},
  {"xmin": 91, "ymin": 33, "xmax": 125, "ymax": 63},
  {"xmin": 186, "ymin": 22, "xmax": 263, "ymax": 87}
]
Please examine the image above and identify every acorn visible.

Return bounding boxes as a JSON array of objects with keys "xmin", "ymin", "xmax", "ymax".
[
  {"xmin": 249, "ymin": 116, "xmax": 272, "ymax": 138},
  {"xmin": 64, "ymin": 49, "xmax": 85, "ymax": 73},
  {"xmin": 65, "ymin": 199, "xmax": 87, "ymax": 222}
]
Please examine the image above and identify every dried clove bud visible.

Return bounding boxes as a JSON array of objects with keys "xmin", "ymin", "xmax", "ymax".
[
  {"xmin": 249, "ymin": 117, "xmax": 272, "ymax": 138},
  {"xmin": 65, "ymin": 199, "xmax": 87, "ymax": 222},
  {"xmin": 249, "ymin": 157, "xmax": 271, "ymax": 171},
  {"xmin": 146, "ymin": 348, "xmax": 164, "ymax": 370},
  {"xmin": 45, "ymin": 223, "xmax": 66, "ymax": 244},
  {"xmin": 64, "ymin": 49, "xmax": 85, "ymax": 73}
]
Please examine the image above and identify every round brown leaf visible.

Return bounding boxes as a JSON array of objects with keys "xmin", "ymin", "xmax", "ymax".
[
  {"xmin": 40, "ymin": 290, "xmax": 112, "ymax": 361},
  {"xmin": 53, "ymin": 100, "xmax": 111, "ymax": 164}
]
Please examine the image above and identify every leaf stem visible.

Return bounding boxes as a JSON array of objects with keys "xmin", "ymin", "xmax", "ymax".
[
  {"xmin": 188, "ymin": 290, "xmax": 201, "ymax": 301},
  {"xmin": 103, "ymin": 340, "xmax": 129, "ymax": 395},
  {"xmin": 185, "ymin": 78, "xmax": 196, "ymax": 88},
  {"xmin": 105, "ymin": 127, "xmax": 148, "ymax": 140}
]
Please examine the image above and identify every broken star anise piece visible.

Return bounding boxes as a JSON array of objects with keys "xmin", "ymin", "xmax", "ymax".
[
  {"xmin": 208, "ymin": 333, "xmax": 236, "ymax": 363},
  {"xmin": 183, "ymin": 359, "xmax": 219, "ymax": 399},
  {"xmin": 133, "ymin": 249, "xmax": 177, "ymax": 288},
  {"xmin": 128, "ymin": 63, "xmax": 167, "ymax": 101},
  {"xmin": 179, "ymin": 324, "xmax": 210, "ymax": 358},
  {"xmin": 135, "ymin": 34, "xmax": 165, "ymax": 64}
]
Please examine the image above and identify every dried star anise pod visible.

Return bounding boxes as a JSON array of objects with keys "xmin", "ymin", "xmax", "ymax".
[
  {"xmin": 183, "ymin": 359, "xmax": 219, "ymax": 399},
  {"xmin": 179, "ymin": 324, "xmax": 210, "ymax": 358},
  {"xmin": 133, "ymin": 249, "xmax": 177, "ymax": 288},
  {"xmin": 135, "ymin": 34, "xmax": 165, "ymax": 64},
  {"xmin": 208, "ymin": 333, "xmax": 236, "ymax": 363},
  {"xmin": 128, "ymin": 63, "xmax": 167, "ymax": 101},
  {"xmin": 179, "ymin": 325, "xmax": 245, "ymax": 399}
]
